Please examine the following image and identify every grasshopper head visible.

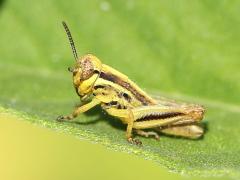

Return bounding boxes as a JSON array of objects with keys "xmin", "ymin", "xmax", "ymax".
[
  {"xmin": 62, "ymin": 22, "xmax": 102, "ymax": 98},
  {"xmin": 70, "ymin": 54, "xmax": 102, "ymax": 97}
]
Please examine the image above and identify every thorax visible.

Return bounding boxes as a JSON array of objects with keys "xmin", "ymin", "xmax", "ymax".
[{"xmin": 92, "ymin": 64, "xmax": 157, "ymax": 109}]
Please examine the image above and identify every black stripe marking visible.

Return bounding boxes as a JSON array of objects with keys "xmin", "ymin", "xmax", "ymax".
[
  {"xmin": 99, "ymin": 72, "xmax": 153, "ymax": 105},
  {"xmin": 94, "ymin": 85, "xmax": 105, "ymax": 89},
  {"xmin": 136, "ymin": 112, "xmax": 184, "ymax": 122},
  {"xmin": 104, "ymin": 101, "xmax": 127, "ymax": 109},
  {"xmin": 109, "ymin": 101, "xmax": 118, "ymax": 105},
  {"xmin": 122, "ymin": 92, "xmax": 132, "ymax": 102}
]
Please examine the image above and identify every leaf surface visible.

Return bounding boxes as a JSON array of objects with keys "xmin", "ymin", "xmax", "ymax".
[{"xmin": 0, "ymin": 0, "xmax": 240, "ymax": 178}]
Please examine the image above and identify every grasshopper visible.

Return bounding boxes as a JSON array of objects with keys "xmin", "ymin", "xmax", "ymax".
[{"xmin": 57, "ymin": 22, "xmax": 205, "ymax": 145}]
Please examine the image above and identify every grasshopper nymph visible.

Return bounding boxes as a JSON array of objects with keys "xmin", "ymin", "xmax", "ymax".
[{"xmin": 57, "ymin": 22, "xmax": 205, "ymax": 145}]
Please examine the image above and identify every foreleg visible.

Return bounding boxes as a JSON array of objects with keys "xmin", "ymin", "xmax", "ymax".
[{"xmin": 57, "ymin": 98, "xmax": 100, "ymax": 121}]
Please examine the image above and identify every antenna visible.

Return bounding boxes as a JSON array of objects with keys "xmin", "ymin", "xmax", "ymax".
[{"xmin": 62, "ymin": 21, "xmax": 78, "ymax": 61}]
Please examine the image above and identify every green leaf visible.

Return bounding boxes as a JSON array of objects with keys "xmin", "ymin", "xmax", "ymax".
[{"xmin": 0, "ymin": 0, "xmax": 240, "ymax": 179}]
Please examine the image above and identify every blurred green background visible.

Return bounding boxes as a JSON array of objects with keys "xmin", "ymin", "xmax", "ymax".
[{"xmin": 0, "ymin": 0, "xmax": 240, "ymax": 180}]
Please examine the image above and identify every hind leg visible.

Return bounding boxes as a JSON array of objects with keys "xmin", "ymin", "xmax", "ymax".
[{"xmin": 157, "ymin": 124, "xmax": 203, "ymax": 139}]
